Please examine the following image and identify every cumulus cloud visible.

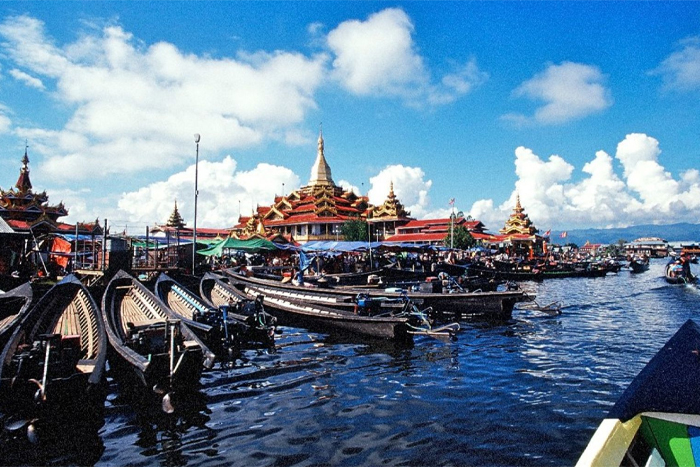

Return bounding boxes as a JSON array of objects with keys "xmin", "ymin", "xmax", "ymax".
[
  {"xmin": 503, "ymin": 61, "xmax": 612, "ymax": 125},
  {"xmin": 116, "ymin": 156, "xmax": 300, "ymax": 230},
  {"xmin": 327, "ymin": 8, "xmax": 486, "ymax": 106},
  {"xmin": 368, "ymin": 164, "xmax": 432, "ymax": 218},
  {"xmin": 653, "ymin": 36, "xmax": 700, "ymax": 91},
  {"xmin": 0, "ymin": 15, "xmax": 326, "ymax": 181},
  {"xmin": 467, "ymin": 133, "xmax": 700, "ymax": 230}
]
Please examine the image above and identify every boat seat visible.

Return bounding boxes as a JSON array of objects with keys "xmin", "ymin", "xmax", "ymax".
[
  {"xmin": 76, "ymin": 361, "xmax": 95, "ymax": 373},
  {"xmin": 182, "ymin": 340, "xmax": 200, "ymax": 350}
]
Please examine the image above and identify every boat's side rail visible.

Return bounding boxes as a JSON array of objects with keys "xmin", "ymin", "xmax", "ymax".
[{"xmin": 169, "ymin": 284, "xmax": 209, "ymax": 317}]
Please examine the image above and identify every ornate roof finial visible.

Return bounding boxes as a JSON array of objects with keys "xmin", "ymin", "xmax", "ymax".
[
  {"xmin": 515, "ymin": 193, "xmax": 523, "ymax": 213},
  {"xmin": 21, "ymin": 142, "xmax": 29, "ymax": 170},
  {"xmin": 15, "ymin": 144, "xmax": 33, "ymax": 193}
]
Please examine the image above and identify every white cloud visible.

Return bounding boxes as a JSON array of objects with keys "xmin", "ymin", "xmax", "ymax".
[
  {"xmin": 368, "ymin": 164, "xmax": 432, "ymax": 218},
  {"xmin": 327, "ymin": 8, "xmax": 486, "ymax": 106},
  {"xmin": 503, "ymin": 61, "xmax": 612, "ymax": 125},
  {"xmin": 0, "ymin": 104, "xmax": 11, "ymax": 133},
  {"xmin": 8, "ymin": 68, "xmax": 44, "ymax": 89},
  {"xmin": 653, "ymin": 36, "xmax": 700, "ymax": 91},
  {"xmin": 116, "ymin": 156, "xmax": 300, "ymax": 230},
  {"xmin": 0, "ymin": 15, "xmax": 327, "ymax": 181},
  {"xmin": 468, "ymin": 133, "xmax": 700, "ymax": 230}
]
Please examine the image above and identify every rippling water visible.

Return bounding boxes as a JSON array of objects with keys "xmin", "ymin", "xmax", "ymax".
[{"xmin": 10, "ymin": 259, "xmax": 700, "ymax": 466}]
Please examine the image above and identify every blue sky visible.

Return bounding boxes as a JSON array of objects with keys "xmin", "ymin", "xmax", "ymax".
[{"xmin": 0, "ymin": 2, "xmax": 699, "ymax": 235}]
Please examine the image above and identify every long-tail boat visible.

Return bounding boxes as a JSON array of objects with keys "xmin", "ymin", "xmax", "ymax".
[
  {"xmin": 155, "ymin": 272, "xmax": 263, "ymax": 357},
  {"xmin": 664, "ymin": 259, "xmax": 697, "ymax": 285},
  {"xmin": 577, "ymin": 319, "xmax": 700, "ymax": 466},
  {"xmin": 220, "ymin": 272, "xmax": 459, "ymax": 340},
  {"xmin": 101, "ymin": 270, "xmax": 214, "ymax": 412},
  {"xmin": 0, "ymin": 282, "xmax": 33, "ymax": 350},
  {"xmin": 0, "ymin": 275, "xmax": 107, "ymax": 438},
  {"xmin": 628, "ymin": 256, "xmax": 650, "ymax": 274},
  {"xmin": 224, "ymin": 268, "xmax": 524, "ymax": 321},
  {"xmin": 199, "ymin": 272, "xmax": 276, "ymax": 346}
]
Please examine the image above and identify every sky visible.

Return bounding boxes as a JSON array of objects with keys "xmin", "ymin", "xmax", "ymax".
[{"xmin": 0, "ymin": 2, "xmax": 699, "ymax": 235}]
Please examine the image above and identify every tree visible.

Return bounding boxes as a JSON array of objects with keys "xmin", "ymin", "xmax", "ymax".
[
  {"xmin": 341, "ymin": 219, "xmax": 368, "ymax": 241},
  {"xmin": 443, "ymin": 225, "xmax": 476, "ymax": 250}
]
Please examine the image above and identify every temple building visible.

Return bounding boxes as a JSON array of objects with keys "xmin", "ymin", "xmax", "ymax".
[
  {"xmin": 0, "ymin": 148, "xmax": 104, "ymax": 279},
  {"xmin": 384, "ymin": 217, "xmax": 491, "ymax": 246},
  {"xmin": 496, "ymin": 195, "xmax": 545, "ymax": 256},
  {"xmin": 0, "ymin": 148, "xmax": 69, "ymax": 234},
  {"xmin": 232, "ymin": 130, "xmax": 414, "ymax": 243},
  {"xmin": 367, "ymin": 181, "xmax": 414, "ymax": 240}
]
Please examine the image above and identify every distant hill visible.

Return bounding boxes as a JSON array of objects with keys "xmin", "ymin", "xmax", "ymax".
[{"xmin": 549, "ymin": 223, "xmax": 700, "ymax": 246}]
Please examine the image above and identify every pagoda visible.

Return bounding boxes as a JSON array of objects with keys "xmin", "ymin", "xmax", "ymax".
[
  {"xmin": 498, "ymin": 195, "xmax": 543, "ymax": 256},
  {"xmin": 499, "ymin": 194, "xmax": 537, "ymax": 237},
  {"xmin": 235, "ymin": 129, "xmax": 372, "ymax": 242},
  {"xmin": 367, "ymin": 181, "xmax": 414, "ymax": 239},
  {"xmin": 0, "ymin": 148, "xmax": 68, "ymax": 233},
  {"xmin": 166, "ymin": 201, "xmax": 186, "ymax": 230}
]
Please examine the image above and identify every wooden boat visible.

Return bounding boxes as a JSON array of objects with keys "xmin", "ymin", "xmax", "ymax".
[
  {"xmin": 628, "ymin": 256, "xmax": 650, "ymax": 274},
  {"xmin": 664, "ymin": 260, "xmax": 697, "ymax": 285},
  {"xmin": 199, "ymin": 272, "xmax": 277, "ymax": 346},
  {"xmin": 0, "ymin": 282, "xmax": 33, "ymax": 351},
  {"xmin": 0, "ymin": 275, "xmax": 107, "ymax": 437},
  {"xmin": 224, "ymin": 269, "xmax": 525, "ymax": 321},
  {"xmin": 577, "ymin": 319, "xmax": 700, "ymax": 467},
  {"xmin": 468, "ymin": 260, "xmax": 611, "ymax": 281},
  {"xmin": 223, "ymin": 271, "xmax": 460, "ymax": 340},
  {"xmin": 101, "ymin": 270, "xmax": 215, "ymax": 412},
  {"xmin": 155, "ymin": 273, "xmax": 268, "ymax": 356}
]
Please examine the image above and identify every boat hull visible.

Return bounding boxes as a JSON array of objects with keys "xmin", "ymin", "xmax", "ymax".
[
  {"xmin": 224, "ymin": 270, "xmax": 523, "ymax": 321},
  {"xmin": 101, "ymin": 270, "xmax": 214, "ymax": 403},
  {"xmin": 578, "ymin": 319, "xmax": 700, "ymax": 466},
  {"xmin": 0, "ymin": 275, "xmax": 107, "ymax": 432}
]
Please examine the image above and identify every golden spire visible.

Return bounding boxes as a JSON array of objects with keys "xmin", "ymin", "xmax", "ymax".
[
  {"xmin": 514, "ymin": 193, "xmax": 523, "ymax": 213},
  {"xmin": 308, "ymin": 125, "xmax": 335, "ymax": 188}
]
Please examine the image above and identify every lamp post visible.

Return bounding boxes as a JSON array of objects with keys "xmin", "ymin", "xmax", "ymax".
[{"xmin": 193, "ymin": 134, "xmax": 200, "ymax": 274}]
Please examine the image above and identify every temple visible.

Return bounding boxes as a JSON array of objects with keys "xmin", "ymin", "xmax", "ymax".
[
  {"xmin": 496, "ymin": 194, "xmax": 545, "ymax": 255},
  {"xmin": 233, "ymin": 129, "xmax": 412, "ymax": 242},
  {"xmin": 0, "ymin": 148, "xmax": 104, "ymax": 280},
  {"xmin": 0, "ymin": 147, "xmax": 69, "ymax": 233}
]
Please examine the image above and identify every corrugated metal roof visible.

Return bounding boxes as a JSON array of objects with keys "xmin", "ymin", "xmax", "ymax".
[{"xmin": 0, "ymin": 217, "xmax": 17, "ymax": 233}]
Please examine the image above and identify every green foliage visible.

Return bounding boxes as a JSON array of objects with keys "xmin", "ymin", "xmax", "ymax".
[
  {"xmin": 443, "ymin": 225, "xmax": 476, "ymax": 250},
  {"xmin": 341, "ymin": 219, "xmax": 369, "ymax": 241}
]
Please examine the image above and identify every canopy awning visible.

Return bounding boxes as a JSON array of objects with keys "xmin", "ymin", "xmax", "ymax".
[{"xmin": 198, "ymin": 237, "xmax": 280, "ymax": 256}]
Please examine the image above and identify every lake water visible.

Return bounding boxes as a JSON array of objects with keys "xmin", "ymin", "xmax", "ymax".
[{"xmin": 7, "ymin": 259, "xmax": 700, "ymax": 466}]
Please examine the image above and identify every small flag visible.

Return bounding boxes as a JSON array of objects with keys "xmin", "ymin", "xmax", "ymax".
[
  {"xmin": 544, "ymin": 229, "xmax": 551, "ymax": 237},
  {"xmin": 560, "ymin": 231, "xmax": 568, "ymax": 238},
  {"xmin": 448, "ymin": 198, "xmax": 455, "ymax": 206}
]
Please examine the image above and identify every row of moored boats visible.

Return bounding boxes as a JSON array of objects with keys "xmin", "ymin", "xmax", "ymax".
[{"xmin": 0, "ymin": 267, "xmax": 526, "ymax": 441}]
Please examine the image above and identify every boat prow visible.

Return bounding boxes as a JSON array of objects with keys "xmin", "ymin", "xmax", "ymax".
[{"xmin": 578, "ymin": 319, "xmax": 700, "ymax": 466}]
